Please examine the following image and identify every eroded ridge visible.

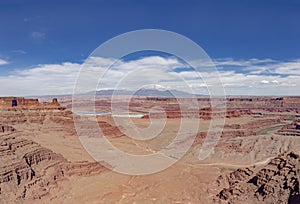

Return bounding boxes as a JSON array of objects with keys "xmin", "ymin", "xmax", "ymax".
[{"xmin": 214, "ymin": 151, "xmax": 300, "ymax": 204}]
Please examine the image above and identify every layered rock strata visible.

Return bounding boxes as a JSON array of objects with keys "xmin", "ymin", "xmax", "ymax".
[{"xmin": 214, "ymin": 151, "xmax": 300, "ymax": 204}]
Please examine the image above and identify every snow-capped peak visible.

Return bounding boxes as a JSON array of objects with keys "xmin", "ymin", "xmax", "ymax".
[{"xmin": 141, "ymin": 84, "xmax": 167, "ymax": 91}]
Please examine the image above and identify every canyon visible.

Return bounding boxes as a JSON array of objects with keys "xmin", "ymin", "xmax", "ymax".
[{"xmin": 0, "ymin": 96, "xmax": 300, "ymax": 203}]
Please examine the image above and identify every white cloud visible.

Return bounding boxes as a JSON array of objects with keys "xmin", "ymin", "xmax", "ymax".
[
  {"xmin": 0, "ymin": 59, "xmax": 8, "ymax": 65},
  {"xmin": 0, "ymin": 62, "xmax": 81, "ymax": 96},
  {"xmin": 213, "ymin": 58, "xmax": 278, "ymax": 67},
  {"xmin": 224, "ymin": 59, "xmax": 300, "ymax": 76},
  {"xmin": 0, "ymin": 56, "xmax": 299, "ymax": 96},
  {"xmin": 271, "ymin": 60, "xmax": 300, "ymax": 75},
  {"xmin": 260, "ymin": 80, "xmax": 270, "ymax": 84}
]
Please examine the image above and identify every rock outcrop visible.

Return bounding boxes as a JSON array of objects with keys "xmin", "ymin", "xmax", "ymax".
[
  {"xmin": 224, "ymin": 96, "xmax": 300, "ymax": 112},
  {"xmin": 0, "ymin": 108, "xmax": 72, "ymax": 126},
  {"xmin": 0, "ymin": 124, "xmax": 15, "ymax": 133},
  {"xmin": 214, "ymin": 151, "xmax": 300, "ymax": 204},
  {"xmin": 141, "ymin": 106, "xmax": 251, "ymax": 120},
  {"xmin": 0, "ymin": 128, "xmax": 105, "ymax": 202},
  {"xmin": 0, "ymin": 132, "xmax": 66, "ymax": 202},
  {"xmin": 0, "ymin": 97, "xmax": 64, "ymax": 110},
  {"xmin": 278, "ymin": 120, "xmax": 300, "ymax": 137}
]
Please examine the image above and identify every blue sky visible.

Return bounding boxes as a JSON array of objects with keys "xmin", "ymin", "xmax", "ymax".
[{"xmin": 0, "ymin": 0, "xmax": 299, "ymax": 96}]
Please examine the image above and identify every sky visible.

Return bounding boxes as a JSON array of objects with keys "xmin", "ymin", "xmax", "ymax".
[{"xmin": 0, "ymin": 0, "xmax": 300, "ymax": 96}]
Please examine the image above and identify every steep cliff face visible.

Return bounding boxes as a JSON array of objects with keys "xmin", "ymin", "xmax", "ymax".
[
  {"xmin": 283, "ymin": 97, "xmax": 300, "ymax": 108},
  {"xmin": 0, "ymin": 124, "xmax": 15, "ymax": 133},
  {"xmin": 0, "ymin": 97, "xmax": 40, "ymax": 107},
  {"xmin": 0, "ymin": 97, "xmax": 64, "ymax": 110},
  {"xmin": 0, "ymin": 132, "xmax": 66, "ymax": 202},
  {"xmin": 278, "ymin": 120, "xmax": 300, "ymax": 137},
  {"xmin": 224, "ymin": 96, "xmax": 300, "ymax": 112},
  {"xmin": 214, "ymin": 151, "xmax": 300, "ymax": 204},
  {"xmin": 0, "ymin": 131, "xmax": 106, "ymax": 203},
  {"xmin": 0, "ymin": 105, "xmax": 106, "ymax": 203},
  {"xmin": 0, "ymin": 109, "xmax": 73, "ymax": 126},
  {"xmin": 141, "ymin": 107, "xmax": 251, "ymax": 120}
]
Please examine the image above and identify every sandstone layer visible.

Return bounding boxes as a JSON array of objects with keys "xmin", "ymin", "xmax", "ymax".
[
  {"xmin": 214, "ymin": 151, "xmax": 300, "ymax": 204},
  {"xmin": 0, "ymin": 96, "xmax": 300, "ymax": 203}
]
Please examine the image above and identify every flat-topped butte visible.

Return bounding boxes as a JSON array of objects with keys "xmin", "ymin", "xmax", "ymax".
[{"xmin": 0, "ymin": 97, "xmax": 65, "ymax": 110}]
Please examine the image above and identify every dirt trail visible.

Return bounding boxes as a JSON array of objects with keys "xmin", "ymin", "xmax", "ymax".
[{"xmin": 197, "ymin": 157, "xmax": 274, "ymax": 168}]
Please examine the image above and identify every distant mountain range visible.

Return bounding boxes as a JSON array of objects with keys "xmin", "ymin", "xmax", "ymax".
[
  {"xmin": 33, "ymin": 86, "xmax": 200, "ymax": 98},
  {"xmin": 89, "ymin": 88, "xmax": 196, "ymax": 98}
]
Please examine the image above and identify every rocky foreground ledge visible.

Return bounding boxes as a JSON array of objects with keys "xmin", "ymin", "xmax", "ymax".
[
  {"xmin": 214, "ymin": 151, "xmax": 300, "ymax": 204},
  {"xmin": 0, "ymin": 98, "xmax": 106, "ymax": 202},
  {"xmin": 0, "ymin": 125, "xmax": 106, "ymax": 203}
]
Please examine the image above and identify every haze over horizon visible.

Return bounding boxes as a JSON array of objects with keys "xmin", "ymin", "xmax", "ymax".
[{"xmin": 0, "ymin": 0, "xmax": 299, "ymax": 96}]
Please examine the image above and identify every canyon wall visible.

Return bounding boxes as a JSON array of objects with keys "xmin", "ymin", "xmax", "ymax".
[
  {"xmin": 214, "ymin": 151, "xmax": 300, "ymax": 204},
  {"xmin": 0, "ymin": 126, "xmax": 105, "ymax": 202},
  {"xmin": 0, "ymin": 97, "xmax": 64, "ymax": 110}
]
